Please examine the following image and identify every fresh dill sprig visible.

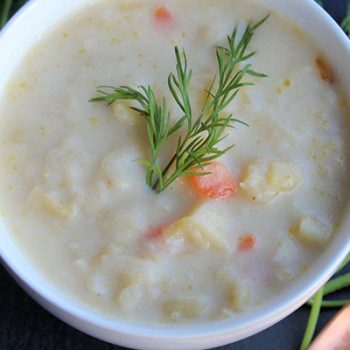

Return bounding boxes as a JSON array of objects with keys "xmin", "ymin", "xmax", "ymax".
[
  {"xmin": 91, "ymin": 15, "xmax": 268, "ymax": 193},
  {"xmin": 342, "ymin": 2, "xmax": 350, "ymax": 37}
]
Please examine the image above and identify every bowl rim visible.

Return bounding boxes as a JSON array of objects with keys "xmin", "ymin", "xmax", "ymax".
[{"xmin": 1, "ymin": 0, "xmax": 350, "ymax": 348}]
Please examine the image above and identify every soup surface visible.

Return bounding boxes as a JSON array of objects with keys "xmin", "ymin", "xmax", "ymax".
[{"xmin": 0, "ymin": 0, "xmax": 349, "ymax": 324}]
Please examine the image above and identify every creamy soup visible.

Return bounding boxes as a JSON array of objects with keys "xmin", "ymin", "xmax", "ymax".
[{"xmin": 0, "ymin": 0, "xmax": 349, "ymax": 324}]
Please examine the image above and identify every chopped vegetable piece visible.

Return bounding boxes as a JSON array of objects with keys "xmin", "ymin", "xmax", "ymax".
[
  {"xmin": 267, "ymin": 161, "xmax": 303, "ymax": 192},
  {"xmin": 145, "ymin": 225, "xmax": 164, "ymax": 241},
  {"xmin": 292, "ymin": 215, "xmax": 330, "ymax": 246},
  {"xmin": 118, "ymin": 282, "xmax": 143, "ymax": 313},
  {"xmin": 188, "ymin": 162, "xmax": 237, "ymax": 199},
  {"xmin": 273, "ymin": 238, "xmax": 301, "ymax": 280},
  {"xmin": 240, "ymin": 160, "xmax": 279, "ymax": 203},
  {"xmin": 140, "ymin": 225, "xmax": 168, "ymax": 256},
  {"xmin": 315, "ymin": 56, "xmax": 335, "ymax": 84},
  {"xmin": 240, "ymin": 160, "xmax": 302, "ymax": 203},
  {"xmin": 238, "ymin": 233, "xmax": 256, "ymax": 251},
  {"xmin": 164, "ymin": 205, "xmax": 230, "ymax": 251},
  {"xmin": 162, "ymin": 298, "xmax": 205, "ymax": 321},
  {"xmin": 28, "ymin": 187, "xmax": 73, "ymax": 220},
  {"xmin": 228, "ymin": 280, "xmax": 251, "ymax": 312},
  {"xmin": 154, "ymin": 5, "xmax": 171, "ymax": 22}
]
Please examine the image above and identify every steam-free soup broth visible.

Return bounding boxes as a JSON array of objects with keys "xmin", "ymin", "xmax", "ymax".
[{"xmin": 0, "ymin": 0, "xmax": 349, "ymax": 324}]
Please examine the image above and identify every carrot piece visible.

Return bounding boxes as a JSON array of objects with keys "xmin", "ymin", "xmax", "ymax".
[
  {"xmin": 188, "ymin": 161, "xmax": 238, "ymax": 199},
  {"xmin": 238, "ymin": 233, "xmax": 256, "ymax": 251},
  {"xmin": 154, "ymin": 5, "xmax": 171, "ymax": 22},
  {"xmin": 315, "ymin": 56, "xmax": 335, "ymax": 84},
  {"xmin": 145, "ymin": 226, "xmax": 164, "ymax": 241}
]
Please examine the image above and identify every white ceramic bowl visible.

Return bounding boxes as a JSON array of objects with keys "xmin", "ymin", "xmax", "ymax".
[{"xmin": 1, "ymin": 1, "xmax": 350, "ymax": 349}]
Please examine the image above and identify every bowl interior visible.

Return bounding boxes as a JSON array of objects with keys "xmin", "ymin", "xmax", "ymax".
[{"xmin": 1, "ymin": 0, "xmax": 350, "ymax": 349}]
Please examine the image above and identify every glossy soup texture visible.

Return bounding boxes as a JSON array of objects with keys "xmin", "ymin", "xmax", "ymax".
[{"xmin": 0, "ymin": 0, "xmax": 349, "ymax": 324}]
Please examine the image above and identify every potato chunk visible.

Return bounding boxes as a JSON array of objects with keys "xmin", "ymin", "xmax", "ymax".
[
  {"xmin": 267, "ymin": 161, "xmax": 303, "ymax": 192},
  {"xmin": 240, "ymin": 161, "xmax": 278, "ymax": 203},
  {"xmin": 163, "ymin": 205, "xmax": 230, "ymax": 251},
  {"xmin": 89, "ymin": 247, "xmax": 156, "ymax": 304},
  {"xmin": 240, "ymin": 160, "xmax": 303, "ymax": 203},
  {"xmin": 118, "ymin": 282, "xmax": 143, "ymax": 313},
  {"xmin": 28, "ymin": 187, "xmax": 73, "ymax": 219},
  {"xmin": 273, "ymin": 238, "xmax": 301, "ymax": 280},
  {"xmin": 162, "ymin": 298, "xmax": 205, "ymax": 321},
  {"xmin": 292, "ymin": 215, "xmax": 330, "ymax": 245},
  {"xmin": 228, "ymin": 281, "xmax": 251, "ymax": 312}
]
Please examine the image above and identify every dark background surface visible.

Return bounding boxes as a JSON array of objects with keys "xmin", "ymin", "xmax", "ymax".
[{"xmin": 1, "ymin": 0, "xmax": 349, "ymax": 349}]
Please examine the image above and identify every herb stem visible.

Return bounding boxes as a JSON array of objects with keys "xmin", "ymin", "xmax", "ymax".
[
  {"xmin": 342, "ymin": 2, "xmax": 350, "ymax": 37},
  {"xmin": 323, "ymin": 273, "xmax": 350, "ymax": 296},
  {"xmin": 307, "ymin": 299, "xmax": 350, "ymax": 308},
  {"xmin": 0, "ymin": 0, "xmax": 13, "ymax": 30},
  {"xmin": 152, "ymin": 152, "xmax": 177, "ymax": 191},
  {"xmin": 337, "ymin": 253, "xmax": 350, "ymax": 272},
  {"xmin": 300, "ymin": 287, "xmax": 324, "ymax": 350}
]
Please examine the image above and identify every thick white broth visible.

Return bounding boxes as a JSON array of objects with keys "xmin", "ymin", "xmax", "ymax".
[{"xmin": 0, "ymin": 0, "xmax": 349, "ymax": 324}]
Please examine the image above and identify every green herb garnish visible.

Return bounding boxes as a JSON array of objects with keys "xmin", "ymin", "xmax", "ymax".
[
  {"xmin": 342, "ymin": 3, "xmax": 350, "ymax": 37},
  {"xmin": 307, "ymin": 299, "xmax": 350, "ymax": 308},
  {"xmin": 300, "ymin": 287, "xmax": 324, "ymax": 350},
  {"xmin": 0, "ymin": 0, "xmax": 13, "ymax": 30},
  {"xmin": 91, "ymin": 16, "xmax": 268, "ymax": 193}
]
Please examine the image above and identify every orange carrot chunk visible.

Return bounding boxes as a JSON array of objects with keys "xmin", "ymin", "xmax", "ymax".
[
  {"xmin": 238, "ymin": 233, "xmax": 256, "ymax": 251},
  {"xmin": 154, "ymin": 5, "xmax": 172, "ymax": 22},
  {"xmin": 188, "ymin": 161, "xmax": 238, "ymax": 199},
  {"xmin": 145, "ymin": 225, "xmax": 164, "ymax": 241}
]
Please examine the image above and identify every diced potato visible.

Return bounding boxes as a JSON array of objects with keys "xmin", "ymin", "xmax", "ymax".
[
  {"xmin": 100, "ymin": 250, "xmax": 156, "ymax": 286},
  {"xmin": 162, "ymin": 298, "xmax": 205, "ymax": 321},
  {"xmin": 213, "ymin": 308, "xmax": 235, "ymax": 320},
  {"xmin": 118, "ymin": 282, "xmax": 143, "ymax": 313},
  {"xmin": 240, "ymin": 160, "xmax": 303, "ymax": 203},
  {"xmin": 267, "ymin": 162, "xmax": 303, "ymax": 192},
  {"xmin": 28, "ymin": 187, "xmax": 73, "ymax": 219},
  {"xmin": 292, "ymin": 215, "xmax": 330, "ymax": 245},
  {"xmin": 240, "ymin": 161, "xmax": 278, "ymax": 203},
  {"xmin": 111, "ymin": 101, "xmax": 138, "ymax": 126},
  {"xmin": 273, "ymin": 238, "xmax": 301, "ymax": 280},
  {"xmin": 89, "ymin": 248, "xmax": 156, "ymax": 297},
  {"xmin": 163, "ymin": 205, "xmax": 230, "ymax": 251},
  {"xmin": 228, "ymin": 281, "xmax": 251, "ymax": 312}
]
